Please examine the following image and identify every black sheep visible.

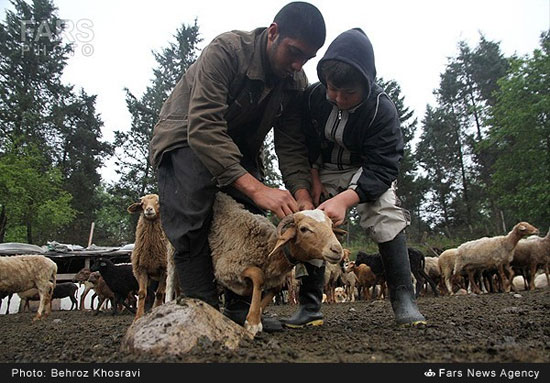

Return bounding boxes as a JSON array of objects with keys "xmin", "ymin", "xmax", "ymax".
[{"xmin": 91, "ymin": 258, "xmax": 138, "ymax": 315}]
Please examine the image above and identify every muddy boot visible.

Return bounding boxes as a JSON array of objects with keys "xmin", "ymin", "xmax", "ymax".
[
  {"xmin": 282, "ymin": 262, "xmax": 325, "ymax": 328},
  {"xmin": 222, "ymin": 289, "xmax": 283, "ymax": 333},
  {"xmin": 379, "ymin": 232, "xmax": 427, "ymax": 326}
]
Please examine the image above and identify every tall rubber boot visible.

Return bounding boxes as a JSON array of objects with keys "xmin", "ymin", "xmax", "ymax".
[
  {"xmin": 282, "ymin": 262, "xmax": 325, "ymax": 328},
  {"xmin": 174, "ymin": 251, "xmax": 220, "ymax": 310},
  {"xmin": 222, "ymin": 288, "xmax": 283, "ymax": 333},
  {"xmin": 378, "ymin": 231, "xmax": 427, "ymax": 326}
]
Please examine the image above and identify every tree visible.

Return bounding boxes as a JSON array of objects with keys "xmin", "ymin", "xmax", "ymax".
[
  {"xmin": 0, "ymin": 144, "xmax": 75, "ymax": 244},
  {"xmin": 486, "ymin": 32, "xmax": 550, "ymax": 229},
  {"xmin": 112, "ymin": 21, "xmax": 201, "ymax": 202},
  {"xmin": 52, "ymin": 89, "xmax": 113, "ymax": 244},
  {"xmin": 0, "ymin": 0, "xmax": 72, "ymax": 156}
]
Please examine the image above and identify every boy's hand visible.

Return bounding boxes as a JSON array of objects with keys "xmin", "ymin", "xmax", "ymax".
[{"xmin": 317, "ymin": 189, "xmax": 360, "ymax": 226}]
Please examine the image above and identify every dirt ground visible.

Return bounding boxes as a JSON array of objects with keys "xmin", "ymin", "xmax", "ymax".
[{"xmin": 0, "ymin": 289, "xmax": 549, "ymax": 363}]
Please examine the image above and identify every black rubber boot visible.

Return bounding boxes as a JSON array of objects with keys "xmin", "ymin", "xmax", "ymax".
[
  {"xmin": 282, "ymin": 262, "xmax": 325, "ymax": 328},
  {"xmin": 222, "ymin": 289, "xmax": 283, "ymax": 333},
  {"xmin": 174, "ymin": 251, "xmax": 220, "ymax": 310},
  {"xmin": 379, "ymin": 232, "xmax": 427, "ymax": 326}
]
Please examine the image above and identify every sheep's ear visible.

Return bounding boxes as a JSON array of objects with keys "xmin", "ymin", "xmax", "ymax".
[
  {"xmin": 127, "ymin": 202, "xmax": 143, "ymax": 214},
  {"xmin": 268, "ymin": 215, "xmax": 297, "ymax": 257},
  {"xmin": 333, "ymin": 227, "xmax": 347, "ymax": 236},
  {"xmin": 268, "ymin": 226, "xmax": 296, "ymax": 258}
]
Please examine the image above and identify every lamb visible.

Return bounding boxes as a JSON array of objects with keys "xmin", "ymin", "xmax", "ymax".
[
  {"xmin": 354, "ymin": 251, "xmax": 386, "ymax": 299},
  {"xmin": 423, "ymin": 256, "xmax": 441, "ymax": 295},
  {"xmin": 87, "ymin": 271, "xmax": 116, "ymax": 314},
  {"xmin": 0, "ymin": 255, "xmax": 57, "ymax": 321},
  {"xmin": 323, "ymin": 260, "xmax": 343, "ymax": 304},
  {"xmin": 209, "ymin": 192, "xmax": 344, "ymax": 336},
  {"xmin": 345, "ymin": 261, "xmax": 377, "ymax": 300},
  {"xmin": 439, "ymin": 248, "xmax": 460, "ymax": 294},
  {"xmin": 0, "ymin": 292, "xmax": 14, "ymax": 314},
  {"xmin": 18, "ymin": 282, "xmax": 79, "ymax": 312},
  {"xmin": 90, "ymin": 258, "xmax": 138, "ymax": 315},
  {"xmin": 511, "ymin": 227, "xmax": 550, "ymax": 290},
  {"xmin": 73, "ymin": 267, "xmax": 94, "ymax": 310},
  {"xmin": 127, "ymin": 194, "xmax": 169, "ymax": 321},
  {"xmin": 453, "ymin": 222, "xmax": 539, "ymax": 294}
]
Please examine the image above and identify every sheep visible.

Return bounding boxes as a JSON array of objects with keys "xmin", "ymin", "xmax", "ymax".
[
  {"xmin": 324, "ymin": 260, "xmax": 343, "ymax": 304},
  {"xmin": 408, "ymin": 247, "xmax": 439, "ymax": 297},
  {"xmin": 511, "ymin": 227, "xmax": 550, "ymax": 290},
  {"xmin": 209, "ymin": 192, "xmax": 344, "ymax": 336},
  {"xmin": 90, "ymin": 258, "xmax": 139, "ymax": 315},
  {"xmin": 18, "ymin": 282, "xmax": 79, "ymax": 312},
  {"xmin": 438, "ymin": 248, "xmax": 462, "ymax": 295},
  {"xmin": 0, "ymin": 255, "xmax": 57, "ymax": 321},
  {"xmin": 73, "ymin": 267, "xmax": 94, "ymax": 310},
  {"xmin": 423, "ymin": 256, "xmax": 441, "ymax": 295},
  {"xmin": 127, "ymin": 194, "xmax": 169, "ymax": 321},
  {"xmin": 87, "ymin": 271, "xmax": 116, "ymax": 315},
  {"xmin": 0, "ymin": 292, "xmax": 14, "ymax": 314},
  {"xmin": 354, "ymin": 251, "xmax": 386, "ymax": 299},
  {"xmin": 345, "ymin": 261, "xmax": 377, "ymax": 300},
  {"xmin": 453, "ymin": 222, "xmax": 539, "ymax": 294}
]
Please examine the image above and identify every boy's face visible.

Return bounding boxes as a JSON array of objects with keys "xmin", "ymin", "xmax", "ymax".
[
  {"xmin": 266, "ymin": 23, "xmax": 318, "ymax": 79},
  {"xmin": 326, "ymin": 81, "xmax": 364, "ymax": 110}
]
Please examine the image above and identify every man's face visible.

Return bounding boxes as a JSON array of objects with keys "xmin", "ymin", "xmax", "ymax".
[
  {"xmin": 266, "ymin": 24, "xmax": 318, "ymax": 79},
  {"xmin": 326, "ymin": 81, "xmax": 365, "ymax": 111}
]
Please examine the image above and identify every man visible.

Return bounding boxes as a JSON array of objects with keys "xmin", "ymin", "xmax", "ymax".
[
  {"xmin": 149, "ymin": 2, "xmax": 325, "ymax": 331},
  {"xmin": 282, "ymin": 28, "xmax": 426, "ymax": 328}
]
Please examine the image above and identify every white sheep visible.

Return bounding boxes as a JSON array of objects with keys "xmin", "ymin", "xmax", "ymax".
[
  {"xmin": 0, "ymin": 255, "xmax": 57, "ymax": 321},
  {"xmin": 511, "ymin": 227, "xmax": 550, "ymax": 290},
  {"xmin": 453, "ymin": 222, "xmax": 539, "ymax": 294},
  {"xmin": 209, "ymin": 192, "xmax": 344, "ymax": 336},
  {"xmin": 439, "ymin": 249, "xmax": 459, "ymax": 294},
  {"xmin": 127, "ymin": 194, "xmax": 169, "ymax": 321}
]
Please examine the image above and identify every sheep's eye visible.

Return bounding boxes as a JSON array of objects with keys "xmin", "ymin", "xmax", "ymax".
[{"xmin": 300, "ymin": 226, "xmax": 312, "ymax": 233}]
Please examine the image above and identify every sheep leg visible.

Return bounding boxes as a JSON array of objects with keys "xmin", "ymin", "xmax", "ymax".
[
  {"xmin": 497, "ymin": 265, "xmax": 510, "ymax": 293},
  {"xmin": 526, "ymin": 264, "xmax": 536, "ymax": 291},
  {"xmin": 241, "ymin": 266, "xmax": 265, "ymax": 336},
  {"xmin": 260, "ymin": 290, "xmax": 276, "ymax": 311},
  {"xmin": 93, "ymin": 296, "xmax": 105, "ymax": 316},
  {"xmin": 153, "ymin": 273, "xmax": 167, "ymax": 308},
  {"xmin": 80, "ymin": 286, "xmax": 91, "ymax": 310},
  {"xmin": 466, "ymin": 270, "xmax": 481, "ymax": 294},
  {"xmin": 135, "ymin": 273, "xmax": 149, "ymax": 320}
]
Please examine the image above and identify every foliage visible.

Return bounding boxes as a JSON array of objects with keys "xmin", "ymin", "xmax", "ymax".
[
  {"xmin": 0, "ymin": 144, "xmax": 75, "ymax": 243},
  {"xmin": 486, "ymin": 31, "xmax": 550, "ymax": 230}
]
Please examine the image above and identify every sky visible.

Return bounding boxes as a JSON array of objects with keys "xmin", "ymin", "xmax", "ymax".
[{"xmin": 1, "ymin": 0, "xmax": 549, "ymax": 183}]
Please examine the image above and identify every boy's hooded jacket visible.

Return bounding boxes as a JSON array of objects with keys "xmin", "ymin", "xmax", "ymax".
[{"xmin": 304, "ymin": 28, "xmax": 404, "ymax": 203}]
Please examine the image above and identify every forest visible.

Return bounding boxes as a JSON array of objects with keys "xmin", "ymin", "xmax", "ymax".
[{"xmin": 1, "ymin": 0, "xmax": 549, "ymax": 254}]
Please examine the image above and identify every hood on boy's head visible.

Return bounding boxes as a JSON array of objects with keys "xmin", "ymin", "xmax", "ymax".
[{"xmin": 317, "ymin": 28, "xmax": 376, "ymax": 97}]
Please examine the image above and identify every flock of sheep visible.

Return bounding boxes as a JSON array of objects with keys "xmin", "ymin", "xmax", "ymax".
[{"xmin": 0, "ymin": 192, "xmax": 548, "ymax": 337}]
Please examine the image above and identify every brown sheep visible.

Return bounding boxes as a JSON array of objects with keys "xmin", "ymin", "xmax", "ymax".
[
  {"xmin": 127, "ymin": 194, "xmax": 169, "ymax": 321},
  {"xmin": 345, "ymin": 261, "xmax": 377, "ymax": 300}
]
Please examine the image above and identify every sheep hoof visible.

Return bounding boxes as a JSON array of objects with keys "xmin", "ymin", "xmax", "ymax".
[{"xmin": 244, "ymin": 320, "xmax": 262, "ymax": 336}]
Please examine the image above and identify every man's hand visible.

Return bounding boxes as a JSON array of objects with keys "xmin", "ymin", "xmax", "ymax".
[
  {"xmin": 295, "ymin": 188, "xmax": 314, "ymax": 211},
  {"xmin": 310, "ymin": 168, "xmax": 327, "ymax": 206},
  {"xmin": 233, "ymin": 173, "xmax": 298, "ymax": 218},
  {"xmin": 317, "ymin": 189, "xmax": 359, "ymax": 226}
]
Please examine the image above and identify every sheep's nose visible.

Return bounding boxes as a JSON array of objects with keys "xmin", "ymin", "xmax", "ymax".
[{"xmin": 330, "ymin": 244, "xmax": 343, "ymax": 256}]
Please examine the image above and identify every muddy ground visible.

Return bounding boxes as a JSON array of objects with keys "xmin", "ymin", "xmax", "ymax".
[{"xmin": 0, "ymin": 289, "xmax": 549, "ymax": 363}]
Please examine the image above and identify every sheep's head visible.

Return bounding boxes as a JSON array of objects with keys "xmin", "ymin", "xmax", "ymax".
[
  {"xmin": 268, "ymin": 209, "xmax": 343, "ymax": 264},
  {"xmin": 515, "ymin": 222, "xmax": 539, "ymax": 237},
  {"xmin": 127, "ymin": 194, "xmax": 160, "ymax": 220}
]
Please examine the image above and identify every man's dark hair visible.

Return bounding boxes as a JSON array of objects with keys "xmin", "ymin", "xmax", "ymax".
[
  {"xmin": 273, "ymin": 2, "xmax": 326, "ymax": 48},
  {"xmin": 319, "ymin": 60, "xmax": 365, "ymax": 90}
]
